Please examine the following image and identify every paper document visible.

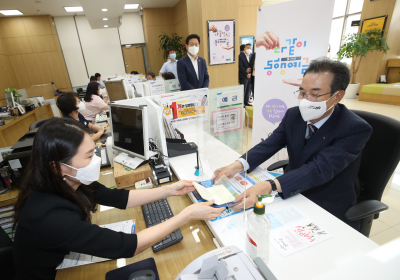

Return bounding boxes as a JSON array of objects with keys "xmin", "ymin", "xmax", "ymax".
[
  {"xmin": 114, "ymin": 153, "xmax": 144, "ymax": 170},
  {"xmin": 193, "ymin": 182, "xmax": 236, "ymax": 205},
  {"xmin": 267, "ymin": 206, "xmax": 333, "ymax": 256},
  {"xmin": 57, "ymin": 219, "xmax": 136, "ymax": 269}
]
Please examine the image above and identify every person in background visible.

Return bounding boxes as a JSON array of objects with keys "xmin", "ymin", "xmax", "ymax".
[
  {"xmin": 89, "ymin": 76, "xmax": 97, "ymax": 82},
  {"xmin": 81, "ymin": 82, "xmax": 108, "ymax": 122},
  {"xmin": 239, "ymin": 43, "xmax": 252, "ymax": 106},
  {"xmin": 162, "ymin": 72, "xmax": 176, "ymax": 80},
  {"xmin": 56, "ymin": 92, "xmax": 106, "ymax": 141},
  {"xmin": 249, "ymin": 49, "xmax": 256, "ymax": 101},
  {"xmin": 131, "ymin": 71, "xmax": 139, "ymax": 75},
  {"xmin": 177, "ymin": 34, "xmax": 209, "ymax": 91},
  {"xmin": 146, "ymin": 72, "xmax": 156, "ymax": 81},
  {"xmin": 12, "ymin": 118, "xmax": 224, "ymax": 279},
  {"xmin": 95, "ymin": 73, "xmax": 105, "ymax": 89},
  {"xmin": 159, "ymin": 48, "xmax": 179, "ymax": 79}
]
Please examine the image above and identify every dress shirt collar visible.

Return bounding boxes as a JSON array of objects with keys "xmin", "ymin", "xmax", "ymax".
[
  {"xmin": 307, "ymin": 107, "xmax": 335, "ymax": 129},
  {"xmin": 188, "ymin": 54, "xmax": 198, "ymax": 62}
]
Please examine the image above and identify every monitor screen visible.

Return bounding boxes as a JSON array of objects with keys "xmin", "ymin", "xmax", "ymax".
[
  {"xmin": 105, "ymin": 80, "xmax": 127, "ymax": 102},
  {"xmin": 110, "ymin": 106, "xmax": 145, "ymax": 157},
  {"xmin": 5, "ymin": 92, "xmax": 15, "ymax": 108}
]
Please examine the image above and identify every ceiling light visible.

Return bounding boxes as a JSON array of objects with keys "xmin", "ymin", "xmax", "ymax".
[
  {"xmin": 0, "ymin": 10, "xmax": 23, "ymax": 16},
  {"xmin": 104, "ymin": 25, "xmax": 108, "ymax": 27},
  {"xmin": 124, "ymin": 4, "xmax": 139, "ymax": 9},
  {"xmin": 103, "ymin": 18, "xmax": 108, "ymax": 20},
  {"xmin": 64, "ymin": 7, "xmax": 83, "ymax": 12},
  {"xmin": 102, "ymin": 8, "xmax": 108, "ymax": 11}
]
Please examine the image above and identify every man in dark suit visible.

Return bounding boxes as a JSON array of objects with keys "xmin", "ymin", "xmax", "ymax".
[
  {"xmin": 249, "ymin": 52, "xmax": 256, "ymax": 100},
  {"xmin": 239, "ymin": 43, "xmax": 252, "ymax": 106},
  {"xmin": 213, "ymin": 58, "xmax": 372, "ymax": 230},
  {"xmin": 177, "ymin": 34, "xmax": 209, "ymax": 91}
]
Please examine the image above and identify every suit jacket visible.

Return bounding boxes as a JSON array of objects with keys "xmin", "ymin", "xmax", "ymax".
[
  {"xmin": 250, "ymin": 52, "xmax": 256, "ymax": 76},
  {"xmin": 239, "ymin": 52, "xmax": 251, "ymax": 80},
  {"xmin": 241, "ymin": 104, "xmax": 372, "ymax": 228},
  {"xmin": 177, "ymin": 55, "xmax": 209, "ymax": 91}
]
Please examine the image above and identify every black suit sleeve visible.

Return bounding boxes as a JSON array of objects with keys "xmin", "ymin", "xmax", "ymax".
[
  {"xmin": 278, "ymin": 122, "xmax": 372, "ymax": 198},
  {"xmin": 202, "ymin": 59, "xmax": 210, "ymax": 88},
  {"xmin": 239, "ymin": 53, "xmax": 248, "ymax": 78},
  {"xmin": 250, "ymin": 53, "xmax": 255, "ymax": 75},
  {"xmin": 35, "ymin": 204, "xmax": 137, "ymax": 259}
]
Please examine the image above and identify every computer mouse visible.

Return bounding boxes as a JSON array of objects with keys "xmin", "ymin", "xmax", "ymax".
[{"xmin": 127, "ymin": 269, "xmax": 156, "ymax": 280}]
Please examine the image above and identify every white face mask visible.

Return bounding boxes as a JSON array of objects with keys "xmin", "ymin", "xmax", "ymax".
[
  {"xmin": 299, "ymin": 92, "xmax": 338, "ymax": 122},
  {"xmin": 245, "ymin": 49, "xmax": 252, "ymax": 54},
  {"xmin": 62, "ymin": 155, "xmax": 101, "ymax": 185},
  {"xmin": 77, "ymin": 102, "xmax": 86, "ymax": 113},
  {"xmin": 188, "ymin": 46, "xmax": 199, "ymax": 56}
]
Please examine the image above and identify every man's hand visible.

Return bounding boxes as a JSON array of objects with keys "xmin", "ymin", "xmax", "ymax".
[
  {"xmin": 232, "ymin": 181, "xmax": 272, "ymax": 210},
  {"xmin": 222, "ymin": 45, "xmax": 234, "ymax": 50},
  {"xmin": 256, "ymin": 30, "xmax": 280, "ymax": 50},
  {"xmin": 169, "ymin": 180, "xmax": 196, "ymax": 196},
  {"xmin": 212, "ymin": 161, "xmax": 244, "ymax": 181},
  {"xmin": 246, "ymin": 68, "xmax": 251, "ymax": 73},
  {"xmin": 209, "ymin": 25, "xmax": 217, "ymax": 33}
]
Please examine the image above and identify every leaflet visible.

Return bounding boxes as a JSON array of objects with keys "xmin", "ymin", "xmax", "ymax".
[
  {"xmin": 267, "ymin": 206, "xmax": 332, "ymax": 256},
  {"xmin": 57, "ymin": 219, "xmax": 136, "ymax": 269}
]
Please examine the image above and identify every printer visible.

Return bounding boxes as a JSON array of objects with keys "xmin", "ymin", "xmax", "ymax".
[{"xmin": 176, "ymin": 246, "xmax": 276, "ymax": 280}]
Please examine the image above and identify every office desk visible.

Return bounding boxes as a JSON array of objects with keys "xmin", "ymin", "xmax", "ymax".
[
  {"xmin": 0, "ymin": 103, "xmax": 53, "ymax": 148},
  {"xmin": 55, "ymin": 168, "xmax": 217, "ymax": 280},
  {"xmin": 169, "ymin": 127, "xmax": 380, "ymax": 280}
]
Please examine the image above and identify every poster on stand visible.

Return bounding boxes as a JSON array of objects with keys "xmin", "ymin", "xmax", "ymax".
[
  {"xmin": 207, "ymin": 20, "xmax": 235, "ymax": 66},
  {"xmin": 252, "ymin": 0, "xmax": 334, "ymax": 172}
]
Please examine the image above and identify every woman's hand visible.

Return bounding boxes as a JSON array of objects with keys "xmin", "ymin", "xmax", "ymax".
[
  {"xmin": 183, "ymin": 200, "xmax": 225, "ymax": 221},
  {"xmin": 168, "ymin": 180, "xmax": 196, "ymax": 196}
]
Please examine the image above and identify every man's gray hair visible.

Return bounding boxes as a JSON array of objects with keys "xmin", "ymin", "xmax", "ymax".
[{"xmin": 303, "ymin": 57, "xmax": 350, "ymax": 95}]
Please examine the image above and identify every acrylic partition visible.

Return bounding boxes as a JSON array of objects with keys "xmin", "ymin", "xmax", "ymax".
[{"xmin": 164, "ymin": 79, "xmax": 181, "ymax": 93}]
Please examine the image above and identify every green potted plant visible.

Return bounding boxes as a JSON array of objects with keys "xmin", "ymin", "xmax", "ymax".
[
  {"xmin": 4, "ymin": 86, "xmax": 22, "ymax": 104},
  {"xmin": 337, "ymin": 28, "xmax": 389, "ymax": 99},
  {"xmin": 158, "ymin": 33, "xmax": 186, "ymax": 60}
]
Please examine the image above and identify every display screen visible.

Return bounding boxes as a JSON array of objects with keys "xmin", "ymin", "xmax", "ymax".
[{"xmin": 111, "ymin": 106, "xmax": 144, "ymax": 157}]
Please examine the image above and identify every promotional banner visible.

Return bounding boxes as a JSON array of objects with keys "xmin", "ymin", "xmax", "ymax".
[
  {"xmin": 207, "ymin": 20, "xmax": 235, "ymax": 65},
  {"xmin": 253, "ymin": 0, "xmax": 334, "ymax": 171}
]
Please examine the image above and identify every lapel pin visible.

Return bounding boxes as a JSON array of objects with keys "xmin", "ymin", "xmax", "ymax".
[{"xmin": 323, "ymin": 137, "xmax": 325, "ymax": 140}]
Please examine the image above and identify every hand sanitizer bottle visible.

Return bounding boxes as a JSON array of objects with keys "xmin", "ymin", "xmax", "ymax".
[{"xmin": 246, "ymin": 196, "xmax": 271, "ymax": 263}]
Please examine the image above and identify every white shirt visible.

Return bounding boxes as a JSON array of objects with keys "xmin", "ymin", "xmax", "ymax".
[
  {"xmin": 188, "ymin": 54, "xmax": 199, "ymax": 80},
  {"xmin": 238, "ymin": 108, "xmax": 335, "ymax": 171},
  {"xmin": 246, "ymin": 54, "xmax": 250, "ymax": 63}
]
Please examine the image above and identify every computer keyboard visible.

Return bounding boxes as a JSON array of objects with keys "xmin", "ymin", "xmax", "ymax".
[{"xmin": 141, "ymin": 198, "xmax": 183, "ymax": 252}]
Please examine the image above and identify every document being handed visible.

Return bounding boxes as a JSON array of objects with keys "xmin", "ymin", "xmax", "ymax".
[{"xmin": 192, "ymin": 181, "xmax": 236, "ymax": 205}]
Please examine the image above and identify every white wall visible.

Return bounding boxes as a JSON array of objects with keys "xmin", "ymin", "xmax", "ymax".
[
  {"xmin": 54, "ymin": 17, "xmax": 88, "ymax": 87},
  {"xmin": 119, "ymin": 13, "xmax": 145, "ymax": 45},
  {"xmin": 54, "ymin": 15, "xmax": 146, "ymax": 87},
  {"xmin": 75, "ymin": 16, "xmax": 126, "ymax": 79}
]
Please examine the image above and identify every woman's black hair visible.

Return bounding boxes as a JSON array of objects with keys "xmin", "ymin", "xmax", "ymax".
[
  {"xmin": 131, "ymin": 71, "xmax": 139, "ymax": 75},
  {"xmin": 90, "ymin": 75, "xmax": 97, "ymax": 82},
  {"xmin": 13, "ymin": 118, "xmax": 97, "ymax": 231},
  {"xmin": 162, "ymin": 72, "xmax": 175, "ymax": 80},
  {"xmin": 56, "ymin": 92, "xmax": 79, "ymax": 116},
  {"xmin": 84, "ymin": 82, "xmax": 100, "ymax": 102}
]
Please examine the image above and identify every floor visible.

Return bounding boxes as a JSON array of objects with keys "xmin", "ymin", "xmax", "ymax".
[{"xmin": 245, "ymin": 97, "xmax": 400, "ymax": 246}]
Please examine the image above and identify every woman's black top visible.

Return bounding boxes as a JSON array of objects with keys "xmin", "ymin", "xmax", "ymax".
[
  {"xmin": 12, "ymin": 182, "xmax": 137, "ymax": 280},
  {"xmin": 64, "ymin": 113, "xmax": 90, "ymax": 128}
]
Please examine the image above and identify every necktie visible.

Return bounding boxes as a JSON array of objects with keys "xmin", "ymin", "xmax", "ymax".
[{"xmin": 305, "ymin": 124, "xmax": 318, "ymax": 146}]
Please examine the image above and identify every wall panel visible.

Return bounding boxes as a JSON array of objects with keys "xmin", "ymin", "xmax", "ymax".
[
  {"xmin": 0, "ymin": 55, "xmax": 19, "ymax": 88},
  {"xmin": 119, "ymin": 13, "xmax": 145, "ymax": 45},
  {"xmin": 0, "ymin": 17, "xmax": 27, "ymax": 38},
  {"xmin": 22, "ymin": 53, "xmax": 42, "ymax": 85},
  {"xmin": 22, "ymin": 16, "xmax": 53, "ymax": 36},
  {"xmin": 34, "ymin": 52, "xmax": 53, "ymax": 84},
  {"xmin": 4, "ymin": 37, "xmax": 33, "ymax": 55},
  {"xmin": 46, "ymin": 51, "xmax": 67, "ymax": 89},
  {"xmin": 28, "ymin": 35, "xmax": 57, "ymax": 53},
  {"xmin": 8, "ymin": 55, "xmax": 31, "ymax": 89}
]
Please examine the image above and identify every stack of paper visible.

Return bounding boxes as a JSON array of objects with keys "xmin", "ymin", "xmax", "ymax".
[{"xmin": 192, "ymin": 182, "xmax": 236, "ymax": 205}]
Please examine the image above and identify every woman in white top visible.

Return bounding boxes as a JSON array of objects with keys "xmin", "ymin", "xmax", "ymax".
[{"xmin": 81, "ymin": 82, "xmax": 109, "ymax": 122}]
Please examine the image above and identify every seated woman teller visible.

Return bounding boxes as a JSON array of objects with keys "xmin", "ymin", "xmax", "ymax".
[
  {"xmin": 56, "ymin": 92, "xmax": 106, "ymax": 141},
  {"xmin": 12, "ymin": 118, "xmax": 223, "ymax": 280},
  {"xmin": 81, "ymin": 82, "xmax": 109, "ymax": 122}
]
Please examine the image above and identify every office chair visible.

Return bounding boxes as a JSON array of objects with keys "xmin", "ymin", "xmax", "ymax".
[
  {"xmin": 29, "ymin": 118, "xmax": 50, "ymax": 130},
  {"xmin": 267, "ymin": 110, "xmax": 400, "ymax": 237},
  {"xmin": 0, "ymin": 227, "xmax": 16, "ymax": 279}
]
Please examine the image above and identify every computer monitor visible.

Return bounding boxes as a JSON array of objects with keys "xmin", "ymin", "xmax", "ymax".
[
  {"xmin": 109, "ymin": 103, "xmax": 149, "ymax": 159},
  {"xmin": 105, "ymin": 80, "xmax": 129, "ymax": 102},
  {"xmin": 5, "ymin": 92, "xmax": 16, "ymax": 108}
]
